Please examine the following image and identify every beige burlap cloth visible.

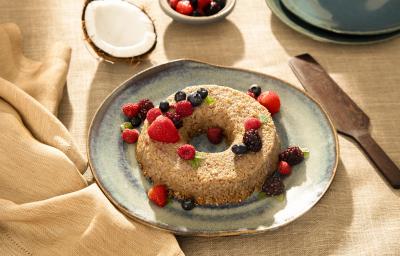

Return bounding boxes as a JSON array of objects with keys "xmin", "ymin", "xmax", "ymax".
[{"xmin": 0, "ymin": 23, "xmax": 184, "ymax": 256}]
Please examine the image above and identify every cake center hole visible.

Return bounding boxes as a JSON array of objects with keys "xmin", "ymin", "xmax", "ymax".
[{"xmin": 189, "ymin": 133, "xmax": 230, "ymax": 153}]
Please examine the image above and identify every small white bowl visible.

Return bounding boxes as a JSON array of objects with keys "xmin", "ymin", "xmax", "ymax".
[{"xmin": 159, "ymin": 0, "xmax": 236, "ymax": 24}]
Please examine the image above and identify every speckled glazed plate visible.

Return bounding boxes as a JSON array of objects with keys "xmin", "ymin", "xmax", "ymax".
[
  {"xmin": 88, "ymin": 60, "xmax": 338, "ymax": 236},
  {"xmin": 281, "ymin": 0, "xmax": 400, "ymax": 35},
  {"xmin": 265, "ymin": 0, "xmax": 400, "ymax": 44}
]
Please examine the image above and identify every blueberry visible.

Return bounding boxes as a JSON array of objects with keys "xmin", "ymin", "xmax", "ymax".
[
  {"xmin": 192, "ymin": 10, "xmax": 202, "ymax": 16},
  {"xmin": 205, "ymin": 1, "xmax": 221, "ymax": 16},
  {"xmin": 214, "ymin": 0, "xmax": 226, "ymax": 8},
  {"xmin": 248, "ymin": 84, "xmax": 261, "ymax": 97},
  {"xmin": 173, "ymin": 119, "xmax": 183, "ymax": 129},
  {"xmin": 197, "ymin": 88, "xmax": 208, "ymax": 99},
  {"xmin": 130, "ymin": 115, "xmax": 142, "ymax": 127},
  {"xmin": 231, "ymin": 144, "xmax": 248, "ymax": 155},
  {"xmin": 181, "ymin": 198, "xmax": 196, "ymax": 211},
  {"xmin": 159, "ymin": 101, "xmax": 170, "ymax": 112},
  {"xmin": 174, "ymin": 91, "xmax": 187, "ymax": 102},
  {"xmin": 188, "ymin": 92, "xmax": 203, "ymax": 107}
]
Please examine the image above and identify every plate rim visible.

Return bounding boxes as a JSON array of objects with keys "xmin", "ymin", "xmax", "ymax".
[
  {"xmin": 281, "ymin": 0, "xmax": 400, "ymax": 36},
  {"xmin": 87, "ymin": 59, "xmax": 339, "ymax": 237},
  {"xmin": 265, "ymin": 0, "xmax": 400, "ymax": 45}
]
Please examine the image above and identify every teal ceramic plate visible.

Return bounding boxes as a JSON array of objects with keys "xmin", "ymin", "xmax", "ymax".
[
  {"xmin": 281, "ymin": 0, "xmax": 400, "ymax": 35},
  {"xmin": 88, "ymin": 60, "xmax": 339, "ymax": 236},
  {"xmin": 265, "ymin": 0, "xmax": 400, "ymax": 44}
]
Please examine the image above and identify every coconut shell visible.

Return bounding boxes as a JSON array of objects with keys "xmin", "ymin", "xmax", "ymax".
[{"xmin": 81, "ymin": 0, "xmax": 157, "ymax": 64}]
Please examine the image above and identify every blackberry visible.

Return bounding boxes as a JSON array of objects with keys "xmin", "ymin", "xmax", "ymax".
[
  {"xmin": 189, "ymin": 0, "xmax": 198, "ymax": 9},
  {"xmin": 130, "ymin": 115, "xmax": 142, "ymax": 127},
  {"xmin": 138, "ymin": 99, "xmax": 154, "ymax": 119},
  {"xmin": 279, "ymin": 146, "xmax": 304, "ymax": 165},
  {"xmin": 243, "ymin": 129, "xmax": 262, "ymax": 152},
  {"xmin": 166, "ymin": 112, "xmax": 183, "ymax": 129},
  {"xmin": 231, "ymin": 144, "xmax": 248, "ymax": 155},
  {"xmin": 197, "ymin": 88, "xmax": 208, "ymax": 99},
  {"xmin": 174, "ymin": 91, "xmax": 187, "ymax": 102},
  {"xmin": 248, "ymin": 84, "xmax": 261, "ymax": 97},
  {"xmin": 262, "ymin": 176, "xmax": 284, "ymax": 196},
  {"xmin": 187, "ymin": 92, "xmax": 203, "ymax": 107},
  {"xmin": 181, "ymin": 198, "xmax": 196, "ymax": 211},
  {"xmin": 214, "ymin": 0, "xmax": 226, "ymax": 8},
  {"xmin": 159, "ymin": 101, "xmax": 170, "ymax": 112}
]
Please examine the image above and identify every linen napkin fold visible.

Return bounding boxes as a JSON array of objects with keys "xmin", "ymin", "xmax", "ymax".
[{"xmin": 0, "ymin": 23, "xmax": 184, "ymax": 256}]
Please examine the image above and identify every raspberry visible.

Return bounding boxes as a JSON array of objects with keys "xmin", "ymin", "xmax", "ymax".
[
  {"xmin": 146, "ymin": 108, "xmax": 162, "ymax": 123},
  {"xmin": 176, "ymin": 1, "xmax": 193, "ymax": 15},
  {"xmin": 198, "ymin": 0, "xmax": 211, "ymax": 10},
  {"xmin": 278, "ymin": 161, "xmax": 292, "ymax": 175},
  {"xmin": 257, "ymin": 91, "xmax": 281, "ymax": 115},
  {"xmin": 242, "ymin": 129, "xmax": 262, "ymax": 152},
  {"xmin": 244, "ymin": 117, "xmax": 261, "ymax": 131},
  {"xmin": 121, "ymin": 129, "xmax": 139, "ymax": 144},
  {"xmin": 121, "ymin": 103, "xmax": 140, "ymax": 118},
  {"xmin": 175, "ymin": 100, "xmax": 193, "ymax": 117},
  {"xmin": 247, "ymin": 91, "xmax": 256, "ymax": 98},
  {"xmin": 147, "ymin": 184, "xmax": 168, "ymax": 207},
  {"xmin": 148, "ymin": 116, "xmax": 180, "ymax": 143},
  {"xmin": 279, "ymin": 146, "xmax": 304, "ymax": 165},
  {"xmin": 262, "ymin": 176, "xmax": 284, "ymax": 196},
  {"xmin": 138, "ymin": 99, "xmax": 154, "ymax": 120},
  {"xmin": 177, "ymin": 144, "xmax": 196, "ymax": 160},
  {"xmin": 207, "ymin": 127, "xmax": 223, "ymax": 144}
]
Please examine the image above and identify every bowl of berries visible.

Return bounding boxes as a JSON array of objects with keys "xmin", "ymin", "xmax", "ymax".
[{"xmin": 159, "ymin": 0, "xmax": 236, "ymax": 24}]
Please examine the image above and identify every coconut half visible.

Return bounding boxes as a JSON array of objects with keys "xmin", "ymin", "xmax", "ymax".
[{"xmin": 82, "ymin": 0, "xmax": 156, "ymax": 63}]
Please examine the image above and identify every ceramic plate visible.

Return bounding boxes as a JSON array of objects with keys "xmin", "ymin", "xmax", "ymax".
[
  {"xmin": 281, "ymin": 0, "xmax": 400, "ymax": 35},
  {"xmin": 265, "ymin": 0, "xmax": 400, "ymax": 44},
  {"xmin": 88, "ymin": 60, "xmax": 338, "ymax": 236}
]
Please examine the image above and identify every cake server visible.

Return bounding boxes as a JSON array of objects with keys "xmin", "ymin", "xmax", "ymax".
[{"xmin": 289, "ymin": 53, "xmax": 400, "ymax": 189}]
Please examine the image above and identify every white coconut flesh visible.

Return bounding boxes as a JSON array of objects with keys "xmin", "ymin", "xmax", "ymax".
[{"xmin": 84, "ymin": 0, "xmax": 156, "ymax": 58}]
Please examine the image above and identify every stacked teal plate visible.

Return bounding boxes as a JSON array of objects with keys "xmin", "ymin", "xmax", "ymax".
[{"xmin": 265, "ymin": 0, "xmax": 400, "ymax": 44}]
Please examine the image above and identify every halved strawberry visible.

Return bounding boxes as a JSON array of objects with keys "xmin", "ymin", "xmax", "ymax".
[
  {"xmin": 148, "ymin": 116, "xmax": 180, "ymax": 143},
  {"xmin": 148, "ymin": 185, "xmax": 168, "ymax": 207}
]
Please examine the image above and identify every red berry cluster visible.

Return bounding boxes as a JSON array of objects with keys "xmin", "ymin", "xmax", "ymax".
[
  {"xmin": 277, "ymin": 146, "xmax": 305, "ymax": 176},
  {"xmin": 169, "ymin": 0, "xmax": 226, "ymax": 17},
  {"xmin": 247, "ymin": 84, "xmax": 281, "ymax": 115}
]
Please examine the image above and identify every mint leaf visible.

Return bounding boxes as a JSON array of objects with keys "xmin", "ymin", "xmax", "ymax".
[
  {"xmin": 205, "ymin": 96, "xmax": 216, "ymax": 105},
  {"xmin": 259, "ymin": 114, "xmax": 268, "ymax": 124},
  {"xmin": 275, "ymin": 194, "xmax": 285, "ymax": 202},
  {"xmin": 301, "ymin": 148, "xmax": 310, "ymax": 158},
  {"xmin": 257, "ymin": 192, "xmax": 267, "ymax": 200},
  {"xmin": 120, "ymin": 122, "xmax": 133, "ymax": 132}
]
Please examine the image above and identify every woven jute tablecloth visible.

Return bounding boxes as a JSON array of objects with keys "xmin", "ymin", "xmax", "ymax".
[{"xmin": 1, "ymin": 0, "xmax": 399, "ymax": 255}]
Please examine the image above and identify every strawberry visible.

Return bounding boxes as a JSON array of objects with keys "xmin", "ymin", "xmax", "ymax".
[
  {"xmin": 246, "ymin": 91, "xmax": 256, "ymax": 99},
  {"xmin": 146, "ymin": 108, "xmax": 162, "ymax": 124},
  {"xmin": 121, "ymin": 129, "xmax": 139, "ymax": 144},
  {"xmin": 148, "ymin": 116, "xmax": 180, "ymax": 143},
  {"xmin": 169, "ymin": 0, "xmax": 179, "ymax": 9},
  {"xmin": 257, "ymin": 91, "xmax": 281, "ymax": 115},
  {"xmin": 278, "ymin": 161, "xmax": 292, "ymax": 176},
  {"xmin": 121, "ymin": 103, "xmax": 140, "ymax": 118},
  {"xmin": 244, "ymin": 117, "xmax": 261, "ymax": 131},
  {"xmin": 147, "ymin": 184, "xmax": 169, "ymax": 207},
  {"xmin": 176, "ymin": 0, "xmax": 193, "ymax": 15},
  {"xmin": 177, "ymin": 144, "xmax": 196, "ymax": 160},
  {"xmin": 175, "ymin": 100, "xmax": 193, "ymax": 117},
  {"xmin": 207, "ymin": 127, "xmax": 223, "ymax": 144}
]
